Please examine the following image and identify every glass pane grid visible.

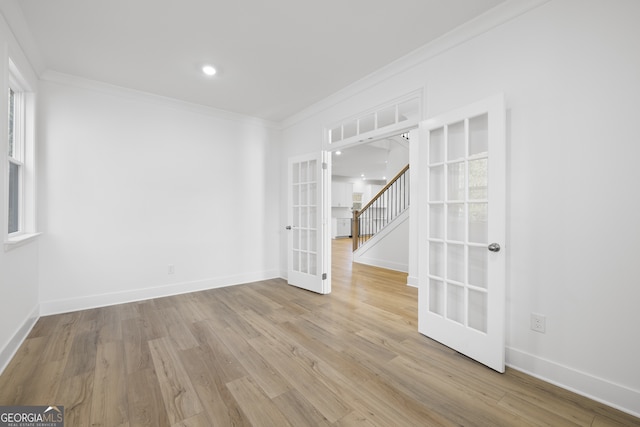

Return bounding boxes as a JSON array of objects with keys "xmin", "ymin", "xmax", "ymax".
[{"xmin": 427, "ymin": 115, "xmax": 490, "ymax": 333}]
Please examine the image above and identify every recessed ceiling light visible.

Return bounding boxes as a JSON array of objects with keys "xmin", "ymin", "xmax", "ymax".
[
  {"xmin": 202, "ymin": 65, "xmax": 217, "ymax": 76},
  {"xmin": 335, "ymin": 151, "xmax": 342, "ymax": 155}
]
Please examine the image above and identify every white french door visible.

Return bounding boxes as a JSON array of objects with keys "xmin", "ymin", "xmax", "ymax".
[
  {"xmin": 418, "ymin": 94, "xmax": 506, "ymax": 372},
  {"xmin": 287, "ymin": 152, "xmax": 331, "ymax": 294}
]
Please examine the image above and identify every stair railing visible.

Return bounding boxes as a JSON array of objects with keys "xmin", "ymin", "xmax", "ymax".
[{"xmin": 352, "ymin": 164, "xmax": 410, "ymax": 251}]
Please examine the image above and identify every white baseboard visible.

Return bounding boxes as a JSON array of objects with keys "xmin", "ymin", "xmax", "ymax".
[
  {"xmin": 354, "ymin": 256, "xmax": 408, "ymax": 273},
  {"xmin": 0, "ymin": 305, "xmax": 39, "ymax": 375},
  {"xmin": 506, "ymin": 347, "xmax": 640, "ymax": 418},
  {"xmin": 406, "ymin": 275, "xmax": 419, "ymax": 288},
  {"xmin": 40, "ymin": 270, "xmax": 281, "ymax": 316}
]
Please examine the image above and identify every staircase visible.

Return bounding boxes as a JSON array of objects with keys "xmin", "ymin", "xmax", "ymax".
[{"xmin": 352, "ymin": 164, "xmax": 409, "ymax": 252}]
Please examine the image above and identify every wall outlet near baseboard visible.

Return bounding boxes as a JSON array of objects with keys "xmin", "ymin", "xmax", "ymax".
[
  {"xmin": 168, "ymin": 264, "xmax": 175, "ymax": 275},
  {"xmin": 531, "ymin": 313, "xmax": 546, "ymax": 333}
]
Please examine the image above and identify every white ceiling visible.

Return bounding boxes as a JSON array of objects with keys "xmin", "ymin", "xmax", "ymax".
[
  {"xmin": 332, "ymin": 137, "xmax": 408, "ymax": 181},
  {"xmin": 11, "ymin": 0, "xmax": 505, "ymax": 122}
]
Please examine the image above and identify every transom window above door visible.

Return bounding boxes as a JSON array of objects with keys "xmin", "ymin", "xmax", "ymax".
[{"xmin": 327, "ymin": 92, "xmax": 421, "ymax": 147}]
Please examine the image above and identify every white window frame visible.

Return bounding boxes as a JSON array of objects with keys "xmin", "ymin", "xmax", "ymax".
[{"xmin": 4, "ymin": 58, "xmax": 38, "ymax": 249}]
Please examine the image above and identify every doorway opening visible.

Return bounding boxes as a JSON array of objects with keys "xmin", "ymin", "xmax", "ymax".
[{"xmin": 329, "ymin": 130, "xmax": 414, "ymax": 283}]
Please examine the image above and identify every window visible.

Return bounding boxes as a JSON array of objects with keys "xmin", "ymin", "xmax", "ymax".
[
  {"xmin": 5, "ymin": 58, "xmax": 37, "ymax": 247},
  {"xmin": 8, "ymin": 87, "xmax": 23, "ymax": 235}
]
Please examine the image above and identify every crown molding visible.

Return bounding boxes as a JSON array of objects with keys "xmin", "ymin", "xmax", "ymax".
[
  {"xmin": 40, "ymin": 69, "xmax": 282, "ymax": 130},
  {"xmin": 281, "ymin": 0, "xmax": 550, "ymax": 130},
  {"xmin": 0, "ymin": 0, "xmax": 45, "ymax": 76}
]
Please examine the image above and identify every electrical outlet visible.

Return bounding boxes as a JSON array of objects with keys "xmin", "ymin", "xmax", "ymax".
[
  {"xmin": 168, "ymin": 264, "xmax": 175, "ymax": 275},
  {"xmin": 531, "ymin": 313, "xmax": 546, "ymax": 333}
]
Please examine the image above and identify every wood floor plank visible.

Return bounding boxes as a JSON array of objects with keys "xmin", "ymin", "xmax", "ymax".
[
  {"xmin": 225, "ymin": 376, "xmax": 292, "ymax": 427},
  {"xmin": 170, "ymin": 412, "xmax": 210, "ymax": 427},
  {"xmin": 148, "ymin": 337, "xmax": 203, "ymax": 425},
  {"xmin": 54, "ymin": 371, "xmax": 95, "ymax": 427},
  {"xmin": 247, "ymin": 335, "xmax": 353, "ymax": 423},
  {"xmin": 334, "ymin": 410, "xmax": 380, "ymax": 427},
  {"xmin": 213, "ymin": 325, "xmax": 291, "ymax": 399},
  {"xmin": 122, "ymin": 317, "xmax": 154, "ymax": 374},
  {"xmin": 186, "ymin": 320, "xmax": 248, "ymax": 384},
  {"xmin": 90, "ymin": 341, "xmax": 129, "ymax": 426},
  {"xmin": 271, "ymin": 389, "xmax": 333, "ymax": 427},
  {"xmin": 159, "ymin": 306, "xmax": 199, "ymax": 351},
  {"xmin": 179, "ymin": 345, "xmax": 251, "ymax": 427},
  {"xmin": 126, "ymin": 368, "xmax": 171, "ymax": 427}
]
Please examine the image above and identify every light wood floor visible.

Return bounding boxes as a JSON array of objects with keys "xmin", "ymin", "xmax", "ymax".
[{"xmin": 1, "ymin": 238, "xmax": 638, "ymax": 426}]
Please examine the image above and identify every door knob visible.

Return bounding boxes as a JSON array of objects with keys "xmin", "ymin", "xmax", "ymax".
[
  {"xmin": 285, "ymin": 225, "xmax": 292, "ymax": 230},
  {"xmin": 488, "ymin": 243, "xmax": 501, "ymax": 252}
]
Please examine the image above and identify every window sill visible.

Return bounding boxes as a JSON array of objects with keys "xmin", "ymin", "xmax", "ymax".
[{"xmin": 4, "ymin": 232, "xmax": 42, "ymax": 251}]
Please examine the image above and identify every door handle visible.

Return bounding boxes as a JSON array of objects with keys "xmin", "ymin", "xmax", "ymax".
[
  {"xmin": 488, "ymin": 243, "xmax": 501, "ymax": 252},
  {"xmin": 285, "ymin": 225, "xmax": 292, "ymax": 230}
]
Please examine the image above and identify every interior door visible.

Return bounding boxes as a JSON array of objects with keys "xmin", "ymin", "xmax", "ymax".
[
  {"xmin": 418, "ymin": 94, "xmax": 506, "ymax": 372},
  {"xmin": 287, "ymin": 152, "xmax": 331, "ymax": 294}
]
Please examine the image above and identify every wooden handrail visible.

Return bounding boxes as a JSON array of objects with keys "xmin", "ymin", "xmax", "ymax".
[
  {"xmin": 356, "ymin": 164, "xmax": 409, "ymax": 219},
  {"xmin": 353, "ymin": 164, "xmax": 410, "ymax": 251}
]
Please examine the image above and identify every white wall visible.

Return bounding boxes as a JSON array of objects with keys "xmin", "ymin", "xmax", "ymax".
[
  {"xmin": 353, "ymin": 210, "xmax": 409, "ymax": 273},
  {"xmin": 37, "ymin": 78, "xmax": 281, "ymax": 313},
  {"xmin": 0, "ymin": 12, "xmax": 40, "ymax": 372},
  {"xmin": 281, "ymin": 0, "xmax": 640, "ymax": 416}
]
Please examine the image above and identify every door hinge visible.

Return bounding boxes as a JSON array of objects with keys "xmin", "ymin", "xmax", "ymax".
[
  {"xmin": 322, "ymin": 162, "xmax": 328, "ymax": 170},
  {"xmin": 322, "ymin": 273, "xmax": 327, "ymax": 280}
]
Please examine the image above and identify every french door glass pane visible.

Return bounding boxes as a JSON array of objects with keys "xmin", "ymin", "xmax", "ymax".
[
  {"xmin": 469, "ymin": 158, "xmax": 488, "ymax": 200},
  {"xmin": 292, "ymin": 163, "xmax": 300, "ymax": 184},
  {"xmin": 300, "ymin": 207, "xmax": 308, "ymax": 228},
  {"xmin": 429, "ymin": 279, "xmax": 444, "ymax": 315},
  {"xmin": 309, "ymin": 252, "xmax": 317, "ymax": 275},
  {"xmin": 429, "ymin": 242, "xmax": 444, "ymax": 278},
  {"xmin": 469, "ymin": 114, "xmax": 488, "ymax": 156},
  {"xmin": 292, "ymin": 184, "xmax": 299, "ymax": 206},
  {"xmin": 308, "ymin": 160, "xmax": 317, "ymax": 179},
  {"xmin": 447, "ymin": 204, "xmax": 465, "ymax": 242},
  {"xmin": 429, "ymin": 127, "xmax": 444, "ymax": 163},
  {"xmin": 429, "ymin": 205, "xmax": 444, "ymax": 239},
  {"xmin": 447, "ymin": 121, "xmax": 465, "ymax": 160},
  {"xmin": 447, "ymin": 162, "xmax": 465, "ymax": 201},
  {"xmin": 292, "ymin": 207, "xmax": 300, "ymax": 227},
  {"xmin": 468, "ymin": 289, "xmax": 488, "ymax": 332},
  {"xmin": 309, "ymin": 183, "xmax": 317, "ymax": 205},
  {"xmin": 293, "ymin": 230, "xmax": 300, "ymax": 250},
  {"xmin": 300, "ymin": 184, "xmax": 308, "ymax": 205},
  {"xmin": 447, "ymin": 284, "xmax": 464, "ymax": 324},
  {"xmin": 308, "ymin": 207, "xmax": 317, "ymax": 229},
  {"xmin": 309, "ymin": 230, "xmax": 317, "ymax": 252},
  {"xmin": 447, "ymin": 244, "xmax": 465, "ymax": 283},
  {"xmin": 429, "ymin": 166, "xmax": 444, "ymax": 201},
  {"xmin": 468, "ymin": 246, "xmax": 488, "ymax": 289},
  {"xmin": 468, "ymin": 203, "xmax": 488, "ymax": 243},
  {"xmin": 293, "ymin": 251, "xmax": 300, "ymax": 272}
]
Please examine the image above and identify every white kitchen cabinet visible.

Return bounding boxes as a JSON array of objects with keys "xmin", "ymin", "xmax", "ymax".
[
  {"xmin": 336, "ymin": 218, "xmax": 351, "ymax": 237},
  {"xmin": 331, "ymin": 182, "xmax": 353, "ymax": 207}
]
